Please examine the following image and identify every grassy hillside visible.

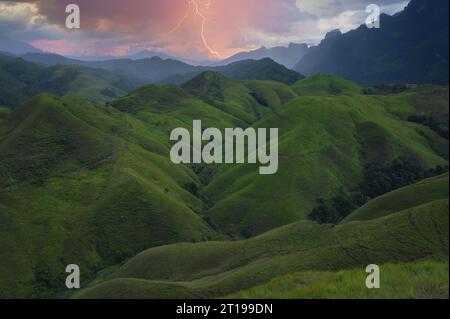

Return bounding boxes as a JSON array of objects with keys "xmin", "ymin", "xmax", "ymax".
[
  {"xmin": 182, "ymin": 72, "xmax": 298, "ymax": 123},
  {"xmin": 0, "ymin": 94, "xmax": 220, "ymax": 298},
  {"xmin": 343, "ymin": 173, "xmax": 449, "ymax": 223},
  {"xmin": 0, "ymin": 71, "xmax": 448, "ymax": 299},
  {"xmin": 74, "ymin": 195, "xmax": 449, "ymax": 299},
  {"xmin": 227, "ymin": 260, "xmax": 449, "ymax": 299},
  {"xmin": 112, "ymin": 72, "xmax": 299, "ymax": 135},
  {"xmin": 292, "ymin": 74, "xmax": 362, "ymax": 96},
  {"xmin": 202, "ymin": 90, "xmax": 448, "ymax": 237},
  {"xmin": 214, "ymin": 58, "xmax": 304, "ymax": 85}
]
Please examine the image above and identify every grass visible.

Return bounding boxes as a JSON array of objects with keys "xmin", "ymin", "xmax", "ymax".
[
  {"xmin": 227, "ymin": 260, "xmax": 449, "ymax": 299},
  {"xmin": 182, "ymin": 71, "xmax": 291, "ymax": 123},
  {"xmin": 0, "ymin": 94, "xmax": 220, "ymax": 298},
  {"xmin": 202, "ymin": 92, "xmax": 448, "ymax": 237},
  {"xmin": 74, "ymin": 193, "xmax": 449, "ymax": 299},
  {"xmin": 216, "ymin": 58, "xmax": 304, "ymax": 85},
  {"xmin": 292, "ymin": 74, "xmax": 363, "ymax": 96}
]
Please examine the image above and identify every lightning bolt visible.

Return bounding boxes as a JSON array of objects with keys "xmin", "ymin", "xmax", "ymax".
[
  {"xmin": 191, "ymin": 0, "xmax": 221, "ymax": 58},
  {"xmin": 162, "ymin": 1, "xmax": 192, "ymax": 37},
  {"xmin": 160, "ymin": 0, "xmax": 221, "ymax": 59}
]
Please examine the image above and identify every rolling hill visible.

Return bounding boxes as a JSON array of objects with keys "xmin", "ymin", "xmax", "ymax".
[
  {"xmin": 0, "ymin": 0, "xmax": 448, "ymax": 301},
  {"xmin": 0, "ymin": 71, "xmax": 448, "ymax": 298},
  {"xmin": 291, "ymin": 74, "xmax": 363, "ymax": 96},
  {"xmin": 0, "ymin": 54, "xmax": 134, "ymax": 108},
  {"xmin": 0, "ymin": 73, "xmax": 303, "ymax": 298},
  {"xmin": 74, "ymin": 189, "xmax": 449, "ymax": 299},
  {"xmin": 200, "ymin": 82, "xmax": 448, "ymax": 237},
  {"xmin": 343, "ymin": 173, "xmax": 449, "ymax": 223},
  {"xmin": 0, "ymin": 94, "xmax": 220, "ymax": 298}
]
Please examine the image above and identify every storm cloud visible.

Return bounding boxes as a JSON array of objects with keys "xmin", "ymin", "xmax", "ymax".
[{"xmin": 0, "ymin": 0, "xmax": 410, "ymax": 60}]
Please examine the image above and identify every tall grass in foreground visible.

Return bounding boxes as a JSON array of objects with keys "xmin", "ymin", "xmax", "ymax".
[{"xmin": 228, "ymin": 260, "xmax": 449, "ymax": 299}]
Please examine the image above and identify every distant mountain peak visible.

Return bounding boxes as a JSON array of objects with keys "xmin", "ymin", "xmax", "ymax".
[
  {"xmin": 324, "ymin": 29, "xmax": 342, "ymax": 40},
  {"xmin": 126, "ymin": 49, "xmax": 172, "ymax": 60},
  {"xmin": 217, "ymin": 43, "xmax": 310, "ymax": 69},
  {"xmin": 183, "ymin": 71, "xmax": 231, "ymax": 92}
]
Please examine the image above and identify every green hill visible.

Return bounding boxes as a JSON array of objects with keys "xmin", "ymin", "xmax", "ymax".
[
  {"xmin": 0, "ymin": 94, "xmax": 219, "ymax": 298},
  {"xmin": 0, "ymin": 71, "xmax": 448, "ymax": 299},
  {"xmin": 292, "ymin": 74, "xmax": 362, "ymax": 96},
  {"xmin": 112, "ymin": 71, "xmax": 299, "ymax": 131},
  {"xmin": 202, "ymin": 90, "xmax": 448, "ymax": 237},
  {"xmin": 74, "ymin": 196, "xmax": 449, "ymax": 299},
  {"xmin": 343, "ymin": 173, "xmax": 449, "ymax": 223},
  {"xmin": 182, "ymin": 71, "xmax": 298, "ymax": 123},
  {"xmin": 214, "ymin": 58, "xmax": 304, "ymax": 85}
]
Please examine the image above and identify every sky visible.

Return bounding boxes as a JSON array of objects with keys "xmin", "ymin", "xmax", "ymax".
[{"xmin": 0, "ymin": 0, "xmax": 410, "ymax": 60}]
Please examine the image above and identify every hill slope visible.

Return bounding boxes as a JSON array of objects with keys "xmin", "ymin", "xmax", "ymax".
[
  {"xmin": 74, "ymin": 196, "xmax": 449, "ymax": 299},
  {"xmin": 112, "ymin": 71, "xmax": 298, "ymax": 128},
  {"xmin": 201, "ymin": 87, "xmax": 448, "ymax": 237},
  {"xmin": 214, "ymin": 59, "xmax": 304, "ymax": 84},
  {"xmin": 292, "ymin": 74, "xmax": 362, "ymax": 96},
  {"xmin": 227, "ymin": 260, "xmax": 449, "ymax": 299},
  {"xmin": 0, "ymin": 94, "xmax": 220, "ymax": 298},
  {"xmin": 343, "ymin": 173, "xmax": 449, "ymax": 223},
  {"xmin": 0, "ymin": 73, "xmax": 448, "ymax": 298}
]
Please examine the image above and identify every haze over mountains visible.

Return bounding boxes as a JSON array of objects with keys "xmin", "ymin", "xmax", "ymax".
[
  {"xmin": 19, "ymin": 52, "xmax": 304, "ymax": 85},
  {"xmin": 0, "ymin": 53, "xmax": 303, "ymax": 108}
]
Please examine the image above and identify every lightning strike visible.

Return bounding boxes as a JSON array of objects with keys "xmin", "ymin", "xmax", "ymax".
[
  {"xmin": 157, "ymin": 0, "xmax": 221, "ymax": 59},
  {"xmin": 191, "ymin": 0, "xmax": 221, "ymax": 58},
  {"xmin": 163, "ymin": 1, "xmax": 192, "ymax": 36}
]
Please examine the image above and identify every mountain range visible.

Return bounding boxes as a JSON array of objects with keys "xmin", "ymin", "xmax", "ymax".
[
  {"xmin": 0, "ymin": 53, "xmax": 303, "ymax": 108},
  {"xmin": 216, "ymin": 43, "xmax": 310, "ymax": 69},
  {"xmin": 294, "ymin": 0, "xmax": 449, "ymax": 84}
]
